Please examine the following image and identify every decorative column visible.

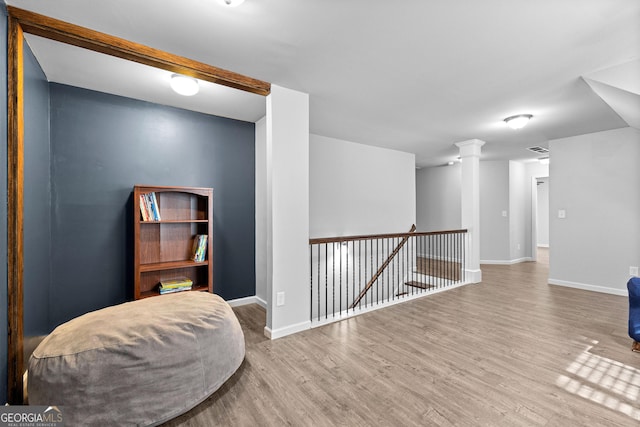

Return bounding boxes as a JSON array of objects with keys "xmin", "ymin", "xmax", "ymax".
[{"xmin": 455, "ymin": 139, "xmax": 485, "ymax": 283}]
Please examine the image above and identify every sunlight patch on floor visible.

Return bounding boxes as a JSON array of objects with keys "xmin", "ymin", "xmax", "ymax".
[{"xmin": 556, "ymin": 343, "xmax": 640, "ymax": 421}]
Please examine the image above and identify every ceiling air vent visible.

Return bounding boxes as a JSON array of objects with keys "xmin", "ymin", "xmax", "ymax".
[{"xmin": 527, "ymin": 146, "xmax": 549, "ymax": 154}]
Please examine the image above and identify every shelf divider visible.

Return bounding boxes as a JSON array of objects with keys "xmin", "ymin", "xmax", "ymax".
[{"xmin": 139, "ymin": 260, "xmax": 209, "ymax": 273}]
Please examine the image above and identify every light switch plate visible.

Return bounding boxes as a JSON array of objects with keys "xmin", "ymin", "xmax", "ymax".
[{"xmin": 558, "ymin": 209, "xmax": 566, "ymax": 219}]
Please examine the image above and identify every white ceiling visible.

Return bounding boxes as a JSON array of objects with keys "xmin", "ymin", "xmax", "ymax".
[{"xmin": 7, "ymin": 0, "xmax": 640, "ymax": 167}]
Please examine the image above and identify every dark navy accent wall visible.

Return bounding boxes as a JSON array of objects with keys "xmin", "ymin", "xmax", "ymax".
[
  {"xmin": 23, "ymin": 40, "xmax": 51, "ymax": 336},
  {"xmin": 48, "ymin": 84, "xmax": 255, "ymax": 327},
  {"xmin": 1, "ymin": 2, "xmax": 9, "ymax": 404}
]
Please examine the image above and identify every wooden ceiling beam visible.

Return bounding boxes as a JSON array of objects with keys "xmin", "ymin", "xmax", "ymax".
[{"xmin": 7, "ymin": 6, "xmax": 271, "ymax": 96}]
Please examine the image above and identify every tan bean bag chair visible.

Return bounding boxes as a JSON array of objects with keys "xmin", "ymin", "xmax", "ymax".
[{"xmin": 28, "ymin": 292, "xmax": 245, "ymax": 426}]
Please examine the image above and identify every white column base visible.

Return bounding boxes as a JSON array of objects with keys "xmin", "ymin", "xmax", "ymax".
[
  {"xmin": 465, "ymin": 269, "xmax": 482, "ymax": 283},
  {"xmin": 264, "ymin": 320, "xmax": 311, "ymax": 340}
]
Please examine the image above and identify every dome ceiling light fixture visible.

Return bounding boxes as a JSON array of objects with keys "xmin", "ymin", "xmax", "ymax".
[
  {"xmin": 217, "ymin": 0, "xmax": 245, "ymax": 6},
  {"xmin": 504, "ymin": 114, "xmax": 533, "ymax": 130},
  {"xmin": 170, "ymin": 74, "xmax": 199, "ymax": 96}
]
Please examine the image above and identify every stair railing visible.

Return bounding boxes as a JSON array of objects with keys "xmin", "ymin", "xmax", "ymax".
[
  {"xmin": 309, "ymin": 227, "xmax": 468, "ymax": 324},
  {"xmin": 350, "ymin": 225, "xmax": 416, "ymax": 309}
]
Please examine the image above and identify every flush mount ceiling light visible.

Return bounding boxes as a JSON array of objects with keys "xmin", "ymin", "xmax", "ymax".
[
  {"xmin": 217, "ymin": 0, "xmax": 245, "ymax": 6},
  {"xmin": 170, "ymin": 74, "xmax": 199, "ymax": 96},
  {"xmin": 504, "ymin": 114, "xmax": 533, "ymax": 130}
]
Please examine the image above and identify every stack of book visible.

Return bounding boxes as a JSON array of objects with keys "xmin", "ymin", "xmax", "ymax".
[
  {"xmin": 159, "ymin": 277, "xmax": 193, "ymax": 294},
  {"xmin": 192, "ymin": 234, "xmax": 208, "ymax": 262},
  {"xmin": 139, "ymin": 192, "xmax": 161, "ymax": 221}
]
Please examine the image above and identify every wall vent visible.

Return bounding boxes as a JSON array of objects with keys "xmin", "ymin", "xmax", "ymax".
[{"xmin": 527, "ymin": 146, "xmax": 549, "ymax": 154}]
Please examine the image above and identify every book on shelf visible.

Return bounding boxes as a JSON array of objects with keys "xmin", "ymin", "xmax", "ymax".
[
  {"xmin": 159, "ymin": 277, "xmax": 193, "ymax": 294},
  {"xmin": 191, "ymin": 234, "xmax": 208, "ymax": 262},
  {"xmin": 149, "ymin": 192, "xmax": 161, "ymax": 221},
  {"xmin": 139, "ymin": 192, "xmax": 161, "ymax": 221},
  {"xmin": 144, "ymin": 194, "xmax": 154, "ymax": 220},
  {"xmin": 160, "ymin": 277, "xmax": 193, "ymax": 288},
  {"xmin": 159, "ymin": 286, "xmax": 192, "ymax": 295},
  {"xmin": 138, "ymin": 194, "xmax": 150, "ymax": 221}
]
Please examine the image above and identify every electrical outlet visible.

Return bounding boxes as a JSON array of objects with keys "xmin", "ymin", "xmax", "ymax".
[
  {"xmin": 558, "ymin": 209, "xmax": 566, "ymax": 219},
  {"xmin": 276, "ymin": 292, "xmax": 285, "ymax": 306},
  {"xmin": 631, "ymin": 266, "xmax": 639, "ymax": 277},
  {"xmin": 502, "ymin": 210, "xmax": 508, "ymax": 217},
  {"xmin": 517, "ymin": 244, "xmax": 521, "ymax": 250}
]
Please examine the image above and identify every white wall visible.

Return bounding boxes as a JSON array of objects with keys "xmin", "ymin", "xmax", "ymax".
[
  {"xmin": 254, "ymin": 116, "xmax": 267, "ymax": 305},
  {"xmin": 536, "ymin": 177, "xmax": 549, "ymax": 247},
  {"xmin": 415, "ymin": 158, "xmax": 553, "ymax": 266},
  {"xmin": 479, "ymin": 161, "xmax": 510, "ymax": 262},
  {"xmin": 416, "ymin": 164, "xmax": 461, "ymax": 231},
  {"xmin": 418, "ymin": 160, "xmax": 537, "ymax": 264},
  {"xmin": 309, "ymin": 134, "xmax": 416, "ymax": 237},
  {"xmin": 509, "ymin": 161, "xmax": 527, "ymax": 261},
  {"xmin": 265, "ymin": 85, "xmax": 310, "ymax": 338},
  {"xmin": 549, "ymin": 127, "xmax": 640, "ymax": 295}
]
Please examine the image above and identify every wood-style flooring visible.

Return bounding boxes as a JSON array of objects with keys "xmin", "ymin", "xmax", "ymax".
[{"xmin": 164, "ymin": 250, "xmax": 639, "ymax": 426}]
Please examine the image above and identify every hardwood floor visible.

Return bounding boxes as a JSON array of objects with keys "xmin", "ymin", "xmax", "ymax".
[{"xmin": 164, "ymin": 256, "xmax": 639, "ymax": 426}]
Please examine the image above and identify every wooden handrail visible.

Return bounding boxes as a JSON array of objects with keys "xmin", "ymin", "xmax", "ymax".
[
  {"xmin": 309, "ymin": 228, "xmax": 467, "ymax": 245},
  {"xmin": 349, "ymin": 225, "xmax": 417, "ymax": 309}
]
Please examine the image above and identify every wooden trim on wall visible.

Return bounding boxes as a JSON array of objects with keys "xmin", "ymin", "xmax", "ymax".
[
  {"xmin": 6, "ymin": 6, "xmax": 271, "ymax": 404},
  {"xmin": 7, "ymin": 15, "xmax": 25, "ymax": 405},
  {"xmin": 7, "ymin": 6, "xmax": 271, "ymax": 96}
]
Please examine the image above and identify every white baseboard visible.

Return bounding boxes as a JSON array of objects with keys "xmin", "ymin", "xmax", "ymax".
[
  {"xmin": 229, "ymin": 296, "xmax": 310, "ymax": 339},
  {"xmin": 264, "ymin": 320, "xmax": 311, "ymax": 340},
  {"xmin": 481, "ymin": 257, "xmax": 532, "ymax": 265},
  {"xmin": 227, "ymin": 295, "xmax": 267, "ymax": 308},
  {"xmin": 548, "ymin": 278, "xmax": 627, "ymax": 297},
  {"xmin": 537, "ymin": 244, "xmax": 549, "ymax": 248}
]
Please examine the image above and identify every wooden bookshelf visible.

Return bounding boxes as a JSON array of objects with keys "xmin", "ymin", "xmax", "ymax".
[{"xmin": 133, "ymin": 185, "xmax": 213, "ymax": 299}]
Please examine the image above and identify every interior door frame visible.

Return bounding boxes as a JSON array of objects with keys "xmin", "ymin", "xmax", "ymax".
[
  {"xmin": 6, "ymin": 5, "xmax": 270, "ymax": 403},
  {"xmin": 530, "ymin": 177, "xmax": 539, "ymax": 262}
]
